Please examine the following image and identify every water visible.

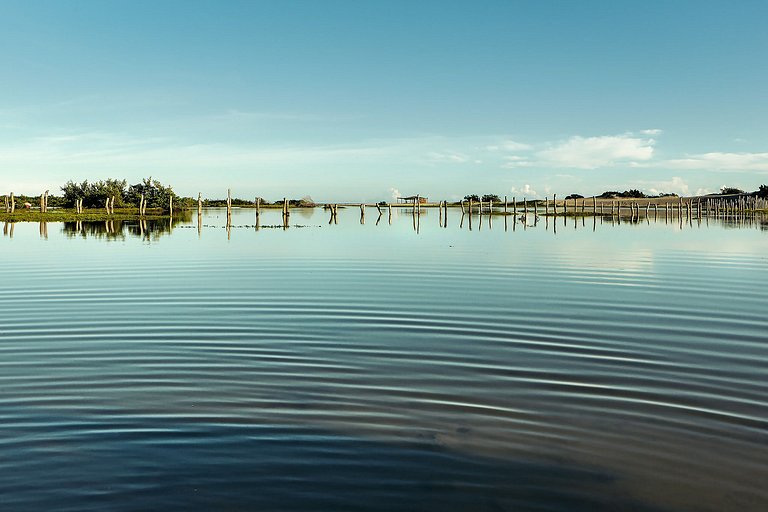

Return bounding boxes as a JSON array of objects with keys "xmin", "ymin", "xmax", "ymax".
[{"xmin": 2, "ymin": 207, "xmax": 767, "ymax": 511}]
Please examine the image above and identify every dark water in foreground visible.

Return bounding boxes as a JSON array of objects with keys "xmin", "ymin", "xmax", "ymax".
[{"xmin": 1, "ymin": 208, "xmax": 767, "ymax": 511}]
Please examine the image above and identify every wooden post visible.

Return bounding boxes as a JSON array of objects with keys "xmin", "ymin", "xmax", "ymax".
[
  {"xmin": 40, "ymin": 192, "xmax": 45, "ymax": 212},
  {"xmin": 198, "ymin": 193, "xmax": 203, "ymax": 216},
  {"xmin": 523, "ymin": 197, "xmax": 527, "ymax": 217},
  {"xmin": 3, "ymin": 195, "xmax": 8, "ymax": 214},
  {"xmin": 460, "ymin": 200, "xmax": 465, "ymax": 214},
  {"xmin": 10, "ymin": 193, "xmax": 15, "ymax": 213},
  {"xmin": 227, "ymin": 189, "xmax": 232, "ymax": 219},
  {"xmin": 479, "ymin": 198, "xmax": 483, "ymax": 215},
  {"xmin": 504, "ymin": 196, "xmax": 508, "ymax": 215},
  {"xmin": 593, "ymin": 196, "xmax": 596, "ymax": 214},
  {"xmin": 551, "ymin": 195, "xmax": 555, "ymax": 216},
  {"xmin": 563, "ymin": 196, "xmax": 567, "ymax": 215},
  {"xmin": 469, "ymin": 199, "xmax": 473, "ymax": 216},
  {"xmin": 545, "ymin": 196, "xmax": 549, "ymax": 216},
  {"xmin": 513, "ymin": 197, "xmax": 517, "ymax": 216},
  {"xmin": 612, "ymin": 200, "xmax": 616, "ymax": 217},
  {"xmin": 169, "ymin": 195, "xmax": 173, "ymax": 217},
  {"xmin": 416, "ymin": 196, "xmax": 421, "ymax": 215}
]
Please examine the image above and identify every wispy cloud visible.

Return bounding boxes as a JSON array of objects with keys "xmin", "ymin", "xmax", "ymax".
[
  {"xmin": 664, "ymin": 152, "xmax": 768, "ymax": 172},
  {"xmin": 536, "ymin": 134, "xmax": 656, "ymax": 169}
]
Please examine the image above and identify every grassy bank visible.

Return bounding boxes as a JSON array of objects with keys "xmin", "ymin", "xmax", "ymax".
[{"xmin": 0, "ymin": 208, "xmax": 176, "ymax": 223}]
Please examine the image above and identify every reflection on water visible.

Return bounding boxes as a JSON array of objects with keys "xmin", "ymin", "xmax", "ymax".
[
  {"xmin": 1, "ymin": 207, "xmax": 767, "ymax": 512},
  {"xmin": 61, "ymin": 212, "xmax": 193, "ymax": 241},
  {"xmin": 41, "ymin": 207, "xmax": 768, "ymax": 240}
]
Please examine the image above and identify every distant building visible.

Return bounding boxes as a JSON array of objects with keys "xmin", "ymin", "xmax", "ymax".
[{"xmin": 397, "ymin": 195, "xmax": 429, "ymax": 204}]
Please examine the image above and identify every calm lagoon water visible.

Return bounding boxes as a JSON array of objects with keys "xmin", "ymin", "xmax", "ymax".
[{"xmin": 2, "ymin": 207, "xmax": 767, "ymax": 511}]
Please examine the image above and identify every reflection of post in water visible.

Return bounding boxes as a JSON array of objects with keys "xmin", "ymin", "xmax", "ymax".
[
  {"xmin": 412, "ymin": 209, "xmax": 417, "ymax": 232},
  {"xmin": 360, "ymin": 203, "xmax": 365, "ymax": 224},
  {"xmin": 227, "ymin": 222, "xmax": 231, "ymax": 240},
  {"xmin": 439, "ymin": 201, "xmax": 443, "ymax": 227},
  {"xmin": 488, "ymin": 203, "xmax": 492, "ymax": 230},
  {"xmin": 198, "ymin": 213, "xmax": 202, "ymax": 237},
  {"xmin": 376, "ymin": 211, "xmax": 382, "ymax": 225},
  {"xmin": 39, "ymin": 221, "xmax": 48, "ymax": 239},
  {"xmin": 460, "ymin": 212, "xmax": 465, "ymax": 229},
  {"xmin": 593, "ymin": 216, "xmax": 596, "ymax": 232},
  {"xmin": 388, "ymin": 203, "xmax": 392, "ymax": 225},
  {"xmin": 443, "ymin": 200, "xmax": 448, "ymax": 228}
]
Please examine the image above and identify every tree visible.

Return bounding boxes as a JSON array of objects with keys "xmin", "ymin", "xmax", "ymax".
[
  {"xmin": 565, "ymin": 193, "xmax": 584, "ymax": 200},
  {"xmin": 463, "ymin": 194, "xmax": 480, "ymax": 202},
  {"xmin": 757, "ymin": 185, "xmax": 768, "ymax": 199},
  {"xmin": 721, "ymin": 186, "xmax": 744, "ymax": 195},
  {"xmin": 125, "ymin": 177, "xmax": 178, "ymax": 209},
  {"xmin": 481, "ymin": 194, "xmax": 501, "ymax": 203},
  {"xmin": 60, "ymin": 179, "xmax": 127, "ymax": 208}
]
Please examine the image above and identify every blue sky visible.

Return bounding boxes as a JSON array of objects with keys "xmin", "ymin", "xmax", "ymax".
[{"xmin": 1, "ymin": 0, "xmax": 767, "ymax": 201}]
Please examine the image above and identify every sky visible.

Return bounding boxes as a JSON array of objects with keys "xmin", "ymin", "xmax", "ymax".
[{"xmin": 1, "ymin": 0, "xmax": 767, "ymax": 202}]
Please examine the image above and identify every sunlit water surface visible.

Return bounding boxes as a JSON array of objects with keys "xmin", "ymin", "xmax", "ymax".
[{"xmin": 1, "ymin": 207, "xmax": 767, "ymax": 511}]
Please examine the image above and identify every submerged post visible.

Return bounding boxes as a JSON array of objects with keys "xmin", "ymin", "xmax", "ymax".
[
  {"xmin": 198, "ymin": 193, "xmax": 203, "ymax": 216},
  {"xmin": 169, "ymin": 195, "xmax": 173, "ymax": 217},
  {"xmin": 10, "ymin": 193, "xmax": 14, "ymax": 214}
]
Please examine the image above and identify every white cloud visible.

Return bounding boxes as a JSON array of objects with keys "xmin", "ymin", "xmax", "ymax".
[
  {"xmin": 640, "ymin": 129, "xmax": 663, "ymax": 135},
  {"xmin": 647, "ymin": 176, "xmax": 689, "ymax": 196},
  {"xmin": 390, "ymin": 187, "xmax": 401, "ymax": 200},
  {"xmin": 510, "ymin": 184, "xmax": 538, "ymax": 197},
  {"xmin": 537, "ymin": 134, "xmax": 656, "ymax": 169}
]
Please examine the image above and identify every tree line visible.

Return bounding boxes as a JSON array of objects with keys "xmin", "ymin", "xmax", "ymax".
[{"xmin": 60, "ymin": 177, "xmax": 179, "ymax": 209}]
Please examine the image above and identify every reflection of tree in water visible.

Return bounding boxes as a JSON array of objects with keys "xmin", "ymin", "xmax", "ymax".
[{"xmin": 63, "ymin": 212, "xmax": 192, "ymax": 241}]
